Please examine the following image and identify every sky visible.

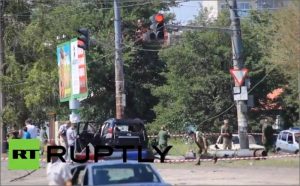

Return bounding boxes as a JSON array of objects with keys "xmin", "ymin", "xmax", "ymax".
[{"xmin": 168, "ymin": 1, "xmax": 202, "ymax": 25}]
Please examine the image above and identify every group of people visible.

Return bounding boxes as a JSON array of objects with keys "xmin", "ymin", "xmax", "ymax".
[
  {"xmin": 157, "ymin": 118, "xmax": 277, "ymax": 166},
  {"xmin": 46, "ymin": 120, "xmax": 77, "ymax": 186},
  {"xmin": 7, "ymin": 119, "xmax": 39, "ymax": 139},
  {"xmin": 6, "ymin": 118, "xmax": 49, "ymax": 155},
  {"xmin": 187, "ymin": 119, "xmax": 233, "ymax": 165},
  {"xmin": 156, "ymin": 119, "xmax": 233, "ymax": 166}
]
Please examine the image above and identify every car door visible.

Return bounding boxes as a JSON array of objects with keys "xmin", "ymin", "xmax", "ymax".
[
  {"xmin": 71, "ymin": 165, "xmax": 87, "ymax": 186},
  {"xmin": 231, "ymin": 136, "xmax": 239, "ymax": 150},
  {"xmin": 287, "ymin": 132, "xmax": 295, "ymax": 153},
  {"xmin": 280, "ymin": 132, "xmax": 288, "ymax": 152}
]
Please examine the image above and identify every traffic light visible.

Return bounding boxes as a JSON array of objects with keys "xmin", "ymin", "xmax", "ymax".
[
  {"xmin": 77, "ymin": 28, "xmax": 89, "ymax": 50},
  {"xmin": 149, "ymin": 13, "xmax": 165, "ymax": 41}
]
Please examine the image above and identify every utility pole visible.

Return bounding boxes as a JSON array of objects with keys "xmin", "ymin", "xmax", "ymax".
[
  {"xmin": 0, "ymin": 0, "xmax": 5, "ymax": 154},
  {"xmin": 297, "ymin": 62, "xmax": 300, "ymax": 127},
  {"xmin": 114, "ymin": 0, "xmax": 125, "ymax": 119},
  {"xmin": 0, "ymin": 0, "xmax": 4, "ymax": 112},
  {"xmin": 229, "ymin": 0, "xmax": 249, "ymax": 149}
]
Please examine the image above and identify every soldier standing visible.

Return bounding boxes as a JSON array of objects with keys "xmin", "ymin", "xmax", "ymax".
[
  {"xmin": 188, "ymin": 130, "xmax": 208, "ymax": 165},
  {"xmin": 221, "ymin": 119, "xmax": 233, "ymax": 150},
  {"xmin": 158, "ymin": 126, "xmax": 170, "ymax": 152},
  {"xmin": 262, "ymin": 119, "xmax": 274, "ymax": 152}
]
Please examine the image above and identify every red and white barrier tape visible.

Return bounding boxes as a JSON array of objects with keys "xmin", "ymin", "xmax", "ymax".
[
  {"xmin": 153, "ymin": 154, "xmax": 299, "ymax": 163},
  {"xmin": 1, "ymin": 154, "xmax": 298, "ymax": 163},
  {"xmin": 2, "ymin": 133, "xmax": 271, "ymax": 142},
  {"xmin": 148, "ymin": 133, "xmax": 270, "ymax": 138}
]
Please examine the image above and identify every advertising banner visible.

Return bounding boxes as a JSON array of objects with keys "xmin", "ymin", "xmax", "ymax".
[
  {"xmin": 57, "ymin": 41, "xmax": 72, "ymax": 102},
  {"xmin": 70, "ymin": 38, "xmax": 88, "ymax": 100},
  {"xmin": 57, "ymin": 39, "xmax": 88, "ymax": 102}
]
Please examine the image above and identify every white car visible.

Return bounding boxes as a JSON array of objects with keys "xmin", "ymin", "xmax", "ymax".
[
  {"xmin": 71, "ymin": 160, "xmax": 171, "ymax": 186},
  {"xmin": 275, "ymin": 128, "xmax": 300, "ymax": 154},
  {"xmin": 209, "ymin": 134, "xmax": 265, "ymax": 151}
]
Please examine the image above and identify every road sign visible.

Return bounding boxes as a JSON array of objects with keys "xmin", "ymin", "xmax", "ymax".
[
  {"xmin": 230, "ymin": 68, "xmax": 249, "ymax": 86},
  {"xmin": 233, "ymin": 86, "xmax": 248, "ymax": 101}
]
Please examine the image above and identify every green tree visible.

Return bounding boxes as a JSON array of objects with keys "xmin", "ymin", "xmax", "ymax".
[
  {"xmin": 151, "ymin": 10, "xmax": 285, "ymax": 133},
  {"xmin": 2, "ymin": 0, "xmax": 175, "ymax": 125},
  {"xmin": 267, "ymin": 2, "xmax": 300, "ymax": 125}
]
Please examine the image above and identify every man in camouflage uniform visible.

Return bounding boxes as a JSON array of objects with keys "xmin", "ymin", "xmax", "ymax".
[
  {"xmin": 221, "ymin": 119, "xmax": 233, "ymax": 150},
  {"xmin": 158, "ymin": 126, "xmax": 170, "ymax": 152},
  {"xmin": 188, "ymin": 130, "xmax": 208, "ymax": 165},
  {"xmin": 262, "ymin": 119, "xmax": 274, "ymax": 152}
]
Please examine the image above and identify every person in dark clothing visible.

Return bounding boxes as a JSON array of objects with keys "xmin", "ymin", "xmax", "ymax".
[{"xmin": 263, "ymin": 121, "xmax": 275, "ymax": 152}]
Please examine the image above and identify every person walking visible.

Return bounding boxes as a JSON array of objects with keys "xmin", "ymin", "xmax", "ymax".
[
  {"xmin": 46, "ymin": 142, "xmax": 72, "ymax": 186},
  {"xmin": 188, "ymin": 130, "xmax": 208, "ymax": 165},
  {"xmin": 66, "ymin": 123, "xmax": 76, "ymax": 161},
  {"xmin": 58, "ymin": 121, "xmax": 71, "ymax": 159},
  {"xmin": 40, "ymin": 126, "xmax": 48, "ymax": 156},
  {"xmin": 158, "ymin": 126, "xmax": 170, "ymax": 152},
  {"xmin": 221, "ymin": 119, "xmax": 233, "ymax": 150},
  {"xmin": 22, "ymin": 127, "xmax": 31, "ymax": 139}
]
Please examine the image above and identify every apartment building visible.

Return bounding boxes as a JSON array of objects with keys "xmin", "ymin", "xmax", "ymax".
[{"xmin": 200, "ymin": 0, "xmax": 293, "ymax": 19}]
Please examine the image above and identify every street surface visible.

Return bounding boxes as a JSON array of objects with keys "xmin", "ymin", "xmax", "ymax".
[{"xmin": 1, "ymin": 158, "xmax": 299, "ymax": 185}]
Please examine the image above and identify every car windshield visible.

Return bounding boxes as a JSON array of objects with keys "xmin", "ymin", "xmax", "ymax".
[
  {"xmin": 229, "ymin": 135, "xmax": 256, "ymax": 145},
  {"xmin": 92, "ymin": 164, "xmax": 161, "ymax": 185},
  {"xmin": 116, "ymin": 124, "xmax": 143, "ymax": 133},
  {"xmin": 295, "ymin": 133, "xmax": 300, "ymax": 143},
  {"xmin": 248, "ymin": 135, "xmax": 256, "ymax": 144}
]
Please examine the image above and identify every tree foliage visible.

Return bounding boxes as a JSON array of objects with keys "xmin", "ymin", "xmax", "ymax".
[
  {"xmin": 2, "ymin": 0, "xmax": 174, "ymax": 126},
  {"xmin": 150, "ymin": 10, "xmax": 287, "ymax": 133},
  {"xmin": 267, "ymin": 2, "xmax": 300, "ymax": 124}
]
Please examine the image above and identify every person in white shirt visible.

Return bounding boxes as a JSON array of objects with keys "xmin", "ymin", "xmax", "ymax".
[
  {"xmin": 58, "ymin": 121, "xmax": 71, "ymax": 159},
  {"xmin": 66, "ymin": 123, "xmax": 77, "ymax": 161},
  {"xmin": 25, "ymin": 118, "xmax": 38, "ymax": 138},
  {"xmin": 46, "ymin": 143, "xmax": 72, "ymax": 186}
]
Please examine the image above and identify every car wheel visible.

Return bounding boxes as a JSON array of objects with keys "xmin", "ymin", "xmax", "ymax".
[
  {"xmin": 275, "ymin": 147, "xmax": 281, "ymax": 153},
  {"xmin": 295, "ymin": 150, "xmax": 299, "ymax": 154}
]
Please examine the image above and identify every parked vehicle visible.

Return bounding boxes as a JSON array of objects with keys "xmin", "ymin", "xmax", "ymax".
[
  {"xmin": 75, "ymin": 121, "xmax": 101, "ymax": 153},
  {"xmin": 209, "ymin": 134, "xmax": 265, "ymax": 151},
  {"xmin": 71, "ymin": 160, "xmax": 171, "ymax": 186},
  {"xmin": 74, "ymin": 119, "xmax": 154, "ymax": 161},
  {"xmin": 100, "ymin": 118, "xmax": 149, "ymax": 148},
  {"xmin": 275, "ymin": 128, "xmax": 300, "ymax": 154},
  {"xmin": 99, "ymin": 118, "xmax": 154, "ymax": 160}
]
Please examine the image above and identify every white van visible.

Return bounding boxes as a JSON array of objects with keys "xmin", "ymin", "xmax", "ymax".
[{"xmin": 275, "ymin": 128, "xmax": 300, "ymax": 154}]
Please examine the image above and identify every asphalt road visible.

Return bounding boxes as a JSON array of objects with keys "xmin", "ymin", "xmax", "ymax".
[{"xmin": 1, "ymin": 160, "xmax": 299, "ymax": 185}]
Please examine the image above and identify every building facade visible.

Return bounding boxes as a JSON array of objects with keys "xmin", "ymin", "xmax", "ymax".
[{"xmin": 201, "ymin": 0, "xmax": 293, "ymax": 19}]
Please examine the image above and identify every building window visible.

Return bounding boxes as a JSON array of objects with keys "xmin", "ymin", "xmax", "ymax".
[
  {"xmin": 237, "ymin": 2, "xmax": 251, "ymax": 17},
  {"xmin": 257, "ymin": 0, "xmax": 282, "ymax": 10},
  {"xmin": 220, "ymin": 3, "xmax": 229, "ymax": 10}
]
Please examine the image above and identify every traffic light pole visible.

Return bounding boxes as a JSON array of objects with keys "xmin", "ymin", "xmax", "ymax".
[
  {"xmin": 229, "ymin": 0, "xmax": 249, "ymax": 149},
  {"xmin": 114, "ymin": 0, "xmax": 125, "ymax": 119}
]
